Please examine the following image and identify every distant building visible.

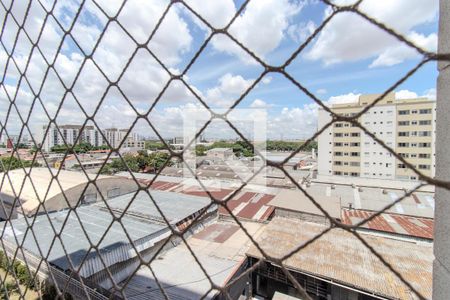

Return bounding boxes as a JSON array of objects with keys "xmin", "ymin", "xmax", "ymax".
[
  {"xmin": 103, "ymin": 128, "xmax": 143, "ymax": 150},
  {"xmin": 318, "ymin": 93, "xmax": 436, "ymax": 181},
  {"xmin": 39, "ymin": 124, "xmax": 103, "ymax": 152},
  {"xmin": 206, "ymin": 148, "xmax": 234, "ymax": 160}
]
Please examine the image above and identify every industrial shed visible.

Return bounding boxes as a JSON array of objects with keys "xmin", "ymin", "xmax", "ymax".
[
  {"xmin": 0, "ymin": 168, "xmax": 138, "ymax": 219},
  {"xmin": 2, "ymin": 189, "xmax": 214, "ymax": 290},
  {"xmin": 247, "ymin": 217, "xmax": 432, "ymax": 300}
]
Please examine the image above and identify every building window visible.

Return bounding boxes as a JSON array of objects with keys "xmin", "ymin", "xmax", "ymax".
[
  {"xmin": 334, "ymin": 133, "xmax": 343, "ymax": 137},
  {"xmin": 411, "ymin": 110, "xmax": 418, "ymax": 114},
  {"xmin": 334, "ymin": 123, "xmax": 343, "ymax": 128},
  {"xmin": 334, "ymin": 161, "xmax": 342, "ymax": 166},
  {"xmin": 398, "ymin": 143, "xmax": 409, "ymax": 147},
  {"xmin": 399, "ymin": 153, "xmax": 409, "ymax": 158},
  {"xmin": 350, "ymin": 132, "xmax": 360, "ymax": 137},
  {"xmin": 350, "ymin": 152, "xmax": 359, "ymax": 157},
  {"xmin": 334, "ymin": 142, "xmax": 343, "ymax": 146},
  {"xmin": 419, "ymin": 131, "xmax": 431, "ymax": 137},
  {"xmin": 419, "ymin": 109, "xmax": 432, "ymax": 114},
  {"xmin": 398, "ymin": 110, "xmax": 410, "ymax": 115},
  {"xmin": 398, "ymin": 164, "xmax": 406, "ymax": 169},
  {"xmin": 350, "ymin": 172, "xmax": 359, "ymax": 177},
  {"xmin": 419, "ymin": 143, "xmax": 431, "ymax": 148},
  {"xmin": 398, "ymin": 121, "xmax": 410, "ymax": 126},
  {"xmin": 398, "ymin": 132, "xmax": 409, "ymax": 137},
  {"xmin": 419, "ymin": 120, "xmax": 432, "ymax": 125},
  {"xmin": 419, "ymin": 153, "xmax": 431, "ymax": 159},
  {"xmin": 350, "ymin": 162, "xmax": 360, "ymax": 166},
  {"xmin": 334, "ymin": 171, "xmax": 342, "ymax": 175},
  {"xmin": 350, "ymin": 142, "xmax": 360, "ymax": 147},
  {"xmin": 334, "ymin": 152, "xmax": 343, "ymax": 156},
  {"xmin": 418, "ymin": 164, "xmax": 431, "ymax": 170}
]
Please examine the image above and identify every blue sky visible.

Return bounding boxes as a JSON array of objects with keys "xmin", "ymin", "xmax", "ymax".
[{"xmin": 0, "ymin": 0, "xmax": 439, "ymax": 141}]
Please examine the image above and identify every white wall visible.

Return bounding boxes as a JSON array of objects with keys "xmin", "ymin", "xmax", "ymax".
[
  {"xmin": 318, "ymin": 108, "xmax": 332, "ymax": 176},
  {"xmin": 360, "ymin": 105, "xmax": 396, "ymax": 179}
]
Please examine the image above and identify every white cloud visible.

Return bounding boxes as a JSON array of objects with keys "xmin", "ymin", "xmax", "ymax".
[
  {"xmin": 262, "ymin": 76, "xmax": 273, "ymax": 84},
  {"xmin": 326, "ymin": 92, "xmax": 360, "ymax": 106},
  {"xmin": 316, "ymin": 88, "xmax": 327, "ymax": 95},
  {"xmin": 395, "ymin": 90, "xmax": 418, "ymax": 100},
  {"xmin": 369, "ymin": 32, "xmax": 437, "ymax": 68},
  {"xmin": 268, "ymin": 104, "xmax": 318, "ymax": 139},
  {"xmin": 396, "ymin": 89, "xmax": 436, "ymax": 100},
  {"xmin": 250, "ymin": 99, "xmax": 273, "ymax": 109},
  {"xmin": 1, "ymin": 0, "xmax": 198, "ymax": 135},
  {"xmin": 192, "ymin": 0, "xmax": 305, "ymax": 63},
  {"xmin": 205, "ymin": 73, "xmax": 254, "ymax": 107},
  {"xmin": 422, "ymin": 88, "xmax": 436, "ymax": 100},
  {"xmin": 184, "ymin": 0, "xmax": 236, "ymax": 29},
  {"xmin": 287, "ymin": 20, "xmax": 316, "ymax": 43},
  {"xmin": 306, "ymin": 0, "xmax": 438, "ymax": 67}
]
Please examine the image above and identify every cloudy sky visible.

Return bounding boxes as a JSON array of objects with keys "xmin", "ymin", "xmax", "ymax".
[{"xmin": 0, "ymin": 0, "xmax": 439, "ymax": 143}]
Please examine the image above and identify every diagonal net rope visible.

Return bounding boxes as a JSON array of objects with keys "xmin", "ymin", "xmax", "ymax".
[{"xmin": 0, "ymin": 0, "xmax": 449, "ymax": 300}]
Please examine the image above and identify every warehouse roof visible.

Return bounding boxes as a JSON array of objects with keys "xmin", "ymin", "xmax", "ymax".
[
  {"xmin": 119, "ymin": 220, "xmax": 266, "ymax": 300},
  {"xmin": 2, "ymin": 190, "xmax": 211, "ymax": 277},
  {"xmin": 341, "ymin": 208, "xmax": 434, "ymax": 240},
  {"xmin": 268, "ymin": 189, "xmax": 341, "ymax": 220},
  {"xmin": 247, "ymin": 218, "xmax": 433, "ymax": 300},
  {"xmin": 0, "ymin": 168, "xmax": 137, "ymax": 215}
]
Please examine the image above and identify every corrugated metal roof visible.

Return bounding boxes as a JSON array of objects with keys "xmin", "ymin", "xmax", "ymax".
[
  {"xmin": 2, "ymin": 190, "xmax": 211, "ymax": 277},
  {"xmin": 118, "ymin": 220, "xmax": 266, "ymax": 300},
  {"xmin": 247, "ymin": 218, "xmax": 433, "ymax": 300},
  {"xmin": 0, "ymin": 167, "xmax": 111, "ymax": 203},
  {"xmin": 341, "ymin": 208, "xmax": 434, "ymax": 240}
]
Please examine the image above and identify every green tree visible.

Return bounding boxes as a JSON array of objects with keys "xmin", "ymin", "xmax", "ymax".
[
  {"xmin": 99, "ymin": 152, "xmax": 172, "ymax": 174},
  {"xmin": 0, "ymin": 157, "xmax": 40, "ymax": 173}
]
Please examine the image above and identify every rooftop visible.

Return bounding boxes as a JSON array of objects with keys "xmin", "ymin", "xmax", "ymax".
[
  {"xmin": 2, "ymin": 190, "xmax": 211, "ymax": 277},
  {"xmin": 0, "ymin": 168, "xmax": 137, "ymax": 215},
  {"xmin": 303, "ymin": 181, "xmax": 434, "ymax": 218},
  {"xmin": 268, "ymin": 189, "xmax": 341, "ymax": 220},
  {"xmin": 118, "ymin": 220, "xmax": 266, "ymax": 300},
  {"xmin": 341, "ymin": 208, "xmax": 433, "ymax": 240},
  {"xmin": 247, "ymin": 217, "xmax": 433, "ymax": 300}
]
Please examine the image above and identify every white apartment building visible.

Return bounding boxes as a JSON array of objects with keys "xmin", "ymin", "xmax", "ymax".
[
  {"xmin": 39, "ymin": 124, "xmax": 103, "ymax": 152},
  {"xmin": 103, "ymin": 128, "xmax": 142, "ymax": 150},
  {"xmin": 318, "ymin": 93, "xmax": 436, "ymax": 181}
]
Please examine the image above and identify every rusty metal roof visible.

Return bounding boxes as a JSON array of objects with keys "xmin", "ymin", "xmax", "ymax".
[
  {"xmin": 342, "ymin": 208, "xmax": 434, "ymax": 240},
  {"xmin": 247, "ymin": 217, "xmax": 433, "ymax": 300}
]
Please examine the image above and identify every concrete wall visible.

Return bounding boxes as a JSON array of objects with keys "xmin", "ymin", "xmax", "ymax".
[
  {"xmin": 317, "ymin": 108, "xmax": 332, "ymax": 176},
  {"xmin": 273, "ymin": 208, "xmax": 331, "ymax": 225},
  {"xmin": 433, "ymin": 0, "xmax": 450, "ymax": 298}
]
